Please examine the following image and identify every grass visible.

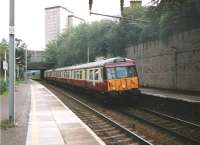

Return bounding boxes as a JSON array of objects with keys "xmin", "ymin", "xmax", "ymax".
[
  {"xmin": 0, "ymin": 119, "xmax": 16, "ymax": 129},
  {"xmin": 0, "ymin": 79, "xmax": 24, "ymax": 97},
  {"xmin": 2, "ymin": 90, "xmax": 8, "ymax": 96},
  {"xmin": 0, "ymin": 90, "xmax": 8, "ymax": 98}
]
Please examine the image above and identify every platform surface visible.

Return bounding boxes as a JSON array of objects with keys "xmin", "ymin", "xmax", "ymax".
[
  {"xmin": 26, "ymin": 80, "xmax": 105, "ymax": 145},
  {"xmin": 141, "ymin": 88, "xmax": 200, "ymax": 103}
]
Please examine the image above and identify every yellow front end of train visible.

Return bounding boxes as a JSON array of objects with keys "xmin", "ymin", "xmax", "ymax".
[
  {"xmin": 105, "ymin": 65, "xmax": 140, "ymax": 94},
  {"xmin": 107, "ymin": 77, "xmax": 139, "ymax": 92}
]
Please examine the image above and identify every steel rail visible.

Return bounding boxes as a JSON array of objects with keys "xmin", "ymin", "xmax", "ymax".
[
  {"xmin": 63, "ymin": 91, "xmax": 153, "ymax": 145},
  {"xmin": 140, "ymin": 107, "xmax": 200, "ymax": 128},
  {"xmin": 44, "ymin": 81, "xmax": 153, "ymax": 145},
  {"xmin": 123, "ymin": 106, "xmax": 200, "ymax": 145}
]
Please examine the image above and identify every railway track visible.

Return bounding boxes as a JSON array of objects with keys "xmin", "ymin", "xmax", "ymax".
[
  {"xmin": 121, "ymin": 107, "xmax": 200, "ymax": 145},
  {"xmin": 43, "ymin": 81, "xmax": 200, "ymax": 145},
  {"xmin": 45, "ymin": 83, "xmax": 153, "ymax": 145}
]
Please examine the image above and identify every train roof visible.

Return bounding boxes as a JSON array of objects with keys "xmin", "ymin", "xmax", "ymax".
[{"xmin": 45, "ymin": 57, "xmax": 135, "ymax": 72}]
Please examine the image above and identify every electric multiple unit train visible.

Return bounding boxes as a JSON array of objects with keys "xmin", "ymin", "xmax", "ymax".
[{"xmin": 44, "ymin": 57, "xmax": 140, "ymax": 96}]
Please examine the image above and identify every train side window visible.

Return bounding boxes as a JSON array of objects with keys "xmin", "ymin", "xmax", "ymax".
[
  {"xmin": 74, "ymin": 71, "xmax": 76, "ymax": 79},
  {"xmin": 78, "ymin": 71, "xmax": 80, "ymax": 79},
  {"xmin": 89, "ymin": 70, "xmax": 93, "ymax": 80},
  {"xmin": 87, "ymin": 69, "xmax": 90, "ymax": 80},
  {"xmin": 107, "ymin": 68, "xmax": 116, "ymax": 80},
  {"xmin": 81, "ymin": 70, "xmax": 83, "ymax": 80},
  {"xmin": 80, "ymin": 70, "xmax": 82, "ymax": 80},
  {"xmin": 71, "ymin": 70, "xmax": 74, "ymax": 79},
  {"xmin": 128, "ymin": 66, "xmax": 137, "ymax": 77},
  {"xmin": 75, "ymin": 71, "xmax": 77, "ymax": 79},
  {"xmin": 76, "ymin": 71, "xmax": 78, "ymax": 79},
  {"xmin": 86, "ymin": 70, "xmax": 88, "ymax": 80},
  {"xmin": 94, "ymin": 69, "xmax": 99, "ymax": 80},
  {"xmin": 77, "ymin": 71, "xmax": 79, "ymax": 79}
]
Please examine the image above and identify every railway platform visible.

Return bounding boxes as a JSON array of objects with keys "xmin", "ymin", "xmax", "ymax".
[
  {"xmin": 26, "ymin": 80, "xmax": 105, "ymax": 145},
  {"xmin": 140, "ymin": 88, "xmax": 200, "ymax": 103}
]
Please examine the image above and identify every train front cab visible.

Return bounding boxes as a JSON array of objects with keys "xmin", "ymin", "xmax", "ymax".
[{"xmin": 104, "ymin": 65, "xmax": 141, "ymax": 96}]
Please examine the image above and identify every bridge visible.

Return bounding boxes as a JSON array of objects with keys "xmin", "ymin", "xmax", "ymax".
[{"xmin": 27, "ymin": 50, "xmax": 49, "ymax": 79}]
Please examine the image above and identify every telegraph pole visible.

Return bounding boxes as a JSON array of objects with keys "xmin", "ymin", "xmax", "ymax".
[
  {"xmin": 25, "ymin": 44, "xmax": 27, "ymax": 81},
  {"xmin": 9, "ymin": 0, "xmax": 15, "ymax": 124}
]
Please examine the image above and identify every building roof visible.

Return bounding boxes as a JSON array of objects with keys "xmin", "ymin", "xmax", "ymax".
[
  {"xmin": 68, "ymin": 15, "xmax": 85, "ymax": 22},
  {"xmin": 45, "ymin": 6, "xmax": 73, "ymax": 14}
]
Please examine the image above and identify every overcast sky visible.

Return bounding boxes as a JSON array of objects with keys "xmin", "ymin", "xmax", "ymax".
[{"xmin": 0, "ymin": 0, "xmax": 150, "ymax": 50}]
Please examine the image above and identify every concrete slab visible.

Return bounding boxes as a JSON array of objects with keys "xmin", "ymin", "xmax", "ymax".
[
  {"xmin": 141, "ymin": 88, "xmax": 200, "ymax": 103},
  {"xmin": 25, "ymin": 80, "xmax": 105, "ymax": 145}
]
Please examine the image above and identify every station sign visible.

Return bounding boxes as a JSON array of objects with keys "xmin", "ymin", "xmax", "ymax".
[{"xmin": 3, "ymin": 61, "xmax": 8, "ymax": 70}]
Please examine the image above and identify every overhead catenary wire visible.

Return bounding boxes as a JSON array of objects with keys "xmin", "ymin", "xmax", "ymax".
[{"xmin": 90, "ymin": 12, "xmax": 150, "ymax": 23}]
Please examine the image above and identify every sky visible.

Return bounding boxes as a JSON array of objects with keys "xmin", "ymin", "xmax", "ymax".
[{"xmin": 0, "ymin": 0, "xmax": 150, "ymax": 50}]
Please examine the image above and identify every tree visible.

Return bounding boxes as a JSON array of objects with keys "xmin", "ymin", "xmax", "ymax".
[
  {"xmin": 0, "ymin": 39, "xmax": 8, "ymax": 77},
  {"xmin": 153, "ymin": 0, "xmax": 200, "ymax": 39},
  {"xmin": 45, "ymin": 0, "xmax": 200, "ymax": 68}
]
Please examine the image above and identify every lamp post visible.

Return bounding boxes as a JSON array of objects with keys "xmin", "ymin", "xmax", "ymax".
[{"xmin": 9, "ymin": 0, "xmax": 15, "ymax": 124}]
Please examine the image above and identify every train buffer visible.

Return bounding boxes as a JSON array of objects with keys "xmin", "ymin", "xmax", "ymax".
[{"xmin": 25, "ymin": 80, "xmax": 105, "ymax": 145}]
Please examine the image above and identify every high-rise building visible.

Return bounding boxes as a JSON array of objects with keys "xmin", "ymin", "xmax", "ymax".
[
  {"xmin": 130, "ymin": 0, "xmax": 142, "ymax": 8},
  {"xmin": 68, "ymin": 15, "xmax": 85, "ymax": 28},
  {"xmin": 45, "ymin": 6, "xmax": 73, "ymax": 45}
]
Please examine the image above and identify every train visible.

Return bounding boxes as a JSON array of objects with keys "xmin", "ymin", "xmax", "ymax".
[{"xmin": 44, "ymin": 57, "xmax": 140, "ymax": 96}]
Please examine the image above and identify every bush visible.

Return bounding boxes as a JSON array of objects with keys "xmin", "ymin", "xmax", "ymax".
[{"xmin": 0, "ymin": 79, "xmax": 8, "ymax": 94}]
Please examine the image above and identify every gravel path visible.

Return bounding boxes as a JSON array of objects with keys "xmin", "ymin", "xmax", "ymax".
[{"xmin": 1, "ymin": 81, "xmax": 31, "ymax": 145}]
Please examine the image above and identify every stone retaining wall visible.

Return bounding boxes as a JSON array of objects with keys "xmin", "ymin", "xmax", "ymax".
[{"xmin": 126, "ymin": 29, "xmax": 200, "ymax": 91}]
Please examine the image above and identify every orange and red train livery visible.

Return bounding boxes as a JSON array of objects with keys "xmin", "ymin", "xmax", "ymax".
[{"xmin": 44, "ymin": 57, "xmax": 140, "ymax": 96}]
